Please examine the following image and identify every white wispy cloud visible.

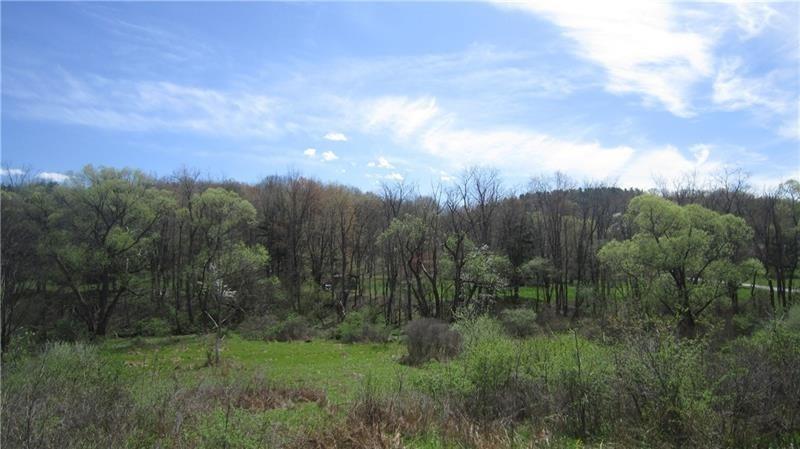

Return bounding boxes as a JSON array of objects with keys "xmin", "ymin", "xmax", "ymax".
[
  {"xmin": 37, "ymin": 172, "xmax": 70, "ymax": 183},
  {"xmin": 5, "ymin": 72, "xmax": 283, "ymax": 138},
  {"xmin": 323, "ymin": 132, "xmax": 348, "ymax": 141},
  {"xmin": 732, "ymin": 2, "xmax": 778, "ymax": 39},
  {"xmin": 367, "ymin": 156, "xmax": 394, "ymax": 169},
  {"xmin": 779, "ymin": 117, "xmax": 800, "ymax": 140},
  {"xmin": 321, "ymin": 150, "xmax": 338, "ymax": 161},
  {"xmin": 439, "ymin": 170, "xmax": 455, "ymax": 182},
  {"xmin": 366, "ymin": 172, "xmax": 405, "ymax": 182},
  {"xmin": 498, "ymin": 1, "xmax": 713, "ymax": 117},
  {"xmin": 362, "ymin": 96, "xmax": 441, "ymax": 139},
  {"xmin": 713, "ymin": 58, "xmax": 789, "ymax": 114},
  {"xmin": 420, "ymin": 125, "xmax": 636, "ymax": 181},
  {"xmin": 690, "ymin": 144, "xmax": 711, "ymax": 165},
  {"xmin": 80, "ymin": 4, "xmax": 213, "ymax": 64},
  {"xmin": 348, "ymin": 94, "xmax": 728, "ymax": 188},
  {"xmin": 303, "ymin": 148, "xmax": 317, "ymax": 158},
  {"xmin": 0, "ymin": 168, "xmax": 25, "ymax": 176},
  {"xmin": 618, "ymin": 145, "xmax": 722, "ymax": 189}
]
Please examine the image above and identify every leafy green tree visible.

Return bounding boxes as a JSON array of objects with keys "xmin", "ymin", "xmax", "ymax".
[
  {"xmin": 463, "ymin": 245, "xmax": 512, "ymax": 311},
  {"xmin": 1, "ymin": 180, "xmax": 52, "ymax": 352},
  {"xmin": 599, "ymin": 194, "xmax": 753, "ymax": 335},
  {"xmin": 519, "ymin": 256, "xmax": 558, "ymax": 309},
  {"xmin": 379, "ymin": 213, "xmax": 445, "ymax": 318},
  {"xmin": 191, "ymin": 187, "xmax": 261, "ymax": 315},
  {"xmin": 205, "ymin": 242, "xmax": 269, "ymax": 365},
  {"xmin": 47, "ymin": 166, "xmax": 174, "ymax": 336}
]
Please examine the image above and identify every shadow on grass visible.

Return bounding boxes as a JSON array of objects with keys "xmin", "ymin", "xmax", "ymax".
[{"xmin": 100, "ymin": 334, "xmax": 200, "ymax": 354}]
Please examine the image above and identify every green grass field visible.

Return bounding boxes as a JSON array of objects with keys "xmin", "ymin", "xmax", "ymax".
[
  {"xmin": 101, "ymin": 334, "xmax": 411, "ymax": 403},
  {"xmin": 93, "ymin": 333, "xmax": 595, "ymax": 448}
]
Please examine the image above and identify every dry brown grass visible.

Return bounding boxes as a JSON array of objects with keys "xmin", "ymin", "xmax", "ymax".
[{"xmin": 291, "ymin": 389, "xmax": 555, "ymax": 449}]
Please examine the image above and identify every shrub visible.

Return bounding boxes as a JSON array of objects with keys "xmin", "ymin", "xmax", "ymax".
[
  {"xmin": 240, "ymin": 313, "xmax": 314, "ymax": 341},
  {"xmin": 403, "ymin": 318, "xmax": 461, "ymax": 365},
  {"xmin": 50, "ymin": 317, "xmax": 89, "ymax": 342},
  {"xmin": 731, "ymin": 312, "xmax": 758, "ymax": 335},
  {"xmin": 460, "ymin": 334, "xmax": 542, "ymax": 421},
  {"xmin": 135, "ymin": 317, "xmax": 172, "ymax": 337},
  {"xmin": 713, "ymin": 322, "xmax": 800, "ymax": 448},
  {"xmin": 1, "ymin": 343, "xmax": 131, "ymax": 449},
  {"xmin": 237, "ymin": 314, "xmax": 278, "ymax": 341},
  {"xmin": 336, "ymin": 309, "xmax": 389, "ymax": 343},
  {"xmin": 613, "ymin": 332, "xmax": 717, "ymax": 447},
  {"xmin": 453, "ymin": 315, "xmax": 506, "ymax": 352},
  {"xmin": 551, "ymin": 334, "xmax": 614, "ymax": 438},
  {"xmin": 272, "ymin": 314, "xmax": 314, "ymax": 341},
  {"xmin": 498, "ymin": 307, "xmax": 539, "ymax": 337},
  {"xmin": 785, "ymin": 303, "xmax": 800, "ymax": 332},
  {"xmin": 5, "ymin": 328, "xmax": 38, "ymax": 362}
]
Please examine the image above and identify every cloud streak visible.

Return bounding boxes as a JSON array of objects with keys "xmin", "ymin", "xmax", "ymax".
[
  {"xmin": 498, "ymin": 1, "xmax": 712, "ymax": 117},
  {"xmin": 37, "ymin": 172, "xmax": 70, "ymax": 183},
  {"xmin": 324, "ymin": 132, "xmax": 348, "ymax": 141},
  {"xmin": 5, "ymin": 71, "xmax": 284, "ymax": 138},
  {"xmin": 321, "ymin": 151, "xmax": 338, "ymax": 162}
]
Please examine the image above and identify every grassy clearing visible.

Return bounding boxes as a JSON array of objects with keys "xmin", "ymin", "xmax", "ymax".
[
  {"xmin": 96, "ymin": 331, "xmax": 620, "ymax": 447},
  {"xmin": 9, "ymin": 311, "xmax": 798, "ymax": 449},
  {"xmin": 101, "ymin": 334, "xmax": 410, "ymax": 403}
]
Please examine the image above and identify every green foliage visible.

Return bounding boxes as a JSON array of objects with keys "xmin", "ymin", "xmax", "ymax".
[
  {"xmin": 714, "ymin": 322, "xmax": 800, "ymax": 447},
  {"xmin": 731, "ymin": 312, "xmax": 759, "ymax": 335},
  {"xmin": 1, "ymin": 343, "xmax": 130, "ymax": 449},
  {"xmin": 336, "ymin": 309, "xmax": 389, "ymax": 343},
  {"xmin": 452, "ymin": 314, "xmax": 506, "ymax": 351},
  {"xmin": 135, "ymin": 317, "xmax": 172, "ymax": 337},
  {"xmin": 784, "ymin": 303, "xmax": 800, "ymax": 332},
  {"xmin": 519, "ymin": 256, "xmax": 557, "ymax": 283},
  {"xmin": 44, "ymin": 166, "xmax": 176, "ymax": 336},
  {"xmin": 599, "ymin": 194, "xmax": 755, "ymax": 331},
  {"xmin": 498, "ymin": 307, "xmax": 539, "ymax": 337},
  {"xmin": 4, "ymin": 324, "xmax": 799, "ymax": 449},
  {"xmin": 614, "ymin": 332, "xmax": 716, "ymax": 445},
  {"xmin": 239, "ymin": 313, "xmax": 313, "ymax": 341},
  {"xmin": 272, "ymin": 313, "xmax": 315, "ymax": 341},
  {"xmin": 428, "ymin": 321, "xmax": 616, "ymax": 428},
  {"xmin": 51, "ymin": 317, "xmax": 90, "ymax": 342},
  {"xmin": 463, "ymin": 246, "xmax": 512, "ymax": 291},
  {"xmin": 403, "ymin": 318, "xmax": 461, "ymax": 365},
  {"xmin": 237, "ymin": 314, "xmax": 280, "ymax": 341}
]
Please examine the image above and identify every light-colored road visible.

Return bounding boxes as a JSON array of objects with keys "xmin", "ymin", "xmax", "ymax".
[{"xmin": 742, "ymin": 283, "xmax": 795, "ymax": 293}]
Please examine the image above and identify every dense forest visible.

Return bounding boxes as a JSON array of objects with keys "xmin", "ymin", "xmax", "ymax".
[
  {"xmin": 2, "ymin": 165, "xmax": 797, "ymax": 346},
  {"xmin": 2, "ymin": 165, "xmax": 799, "ymax": 449}
]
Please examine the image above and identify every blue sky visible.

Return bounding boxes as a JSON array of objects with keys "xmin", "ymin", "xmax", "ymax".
[{"xmin": 2, "ymin": 1, "xmax": 798, "ymax": 190}]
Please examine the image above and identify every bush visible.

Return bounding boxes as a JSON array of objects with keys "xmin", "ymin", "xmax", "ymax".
[
  {"xmin": 459, "ymin": 333, "xmax": 541, "ymax": 420},
  {"xmin": 50, "ymin": 317, "xmax": 89, "ymax": 342},
  {"xmin": 613, "ymin": 332, "xmax": 716, "ymax": 447},
  {"xmin": 272, "ymin": 314, "xmax": 314, "ymax": 341},
  {"xmin": 335, "ymin": 309, "xmax": 389, "ymax": 343},
  {"xmin": 731, "ymin": 312, "xmax": 758, "ymax": 335},
  {"xmin": 239, "ymin": 313, "xmax": 313, "ymax": 341},
  {"xmin": 498, "ymin": 307, "xmax": 539, "ymax": 337},
  {"xmin": 403, "ymin": 318, "xmax": 461, "ymax": 365},
  {"xmin": 785, "ymin": 303, "xmax": 800, "ymax": 332},
  {"xmin": 713, "ymin": 322, "xmax": 800, "ymax": 448},
  {"xmin": 453, "ymin": 315, "xmax": 506, "ymax": 352},
  {"xmin": 1, "ymin": 343, "xmax": 131, "ymax": 449},
  {"xmin": 552, "ymin": 335, "xmax": 615, "ymax": 438},
  {"xmin": 237, "ymin": 314, "xmax": 278, "ymax": 341},
  {"xmin": 135, "ymin": 317, "xmax": 172, "ymax": 337},
  {"xmin": 5, "ymin": 328, "xmax": 38, "ymax": 362}
]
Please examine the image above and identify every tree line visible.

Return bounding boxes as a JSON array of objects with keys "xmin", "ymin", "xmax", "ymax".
[{"xmin": 2, "ymin": 165, "xmax": 798, "ymax": 350}]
